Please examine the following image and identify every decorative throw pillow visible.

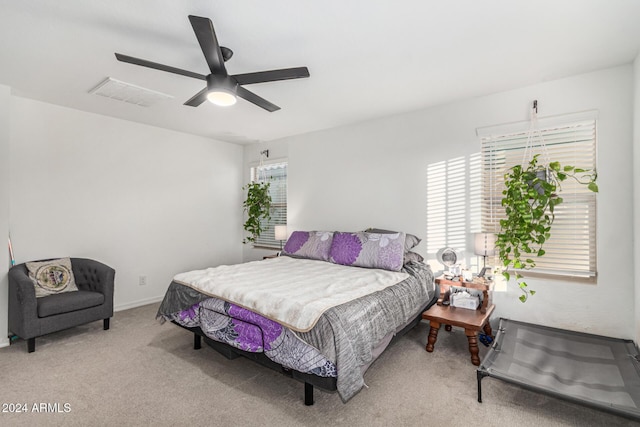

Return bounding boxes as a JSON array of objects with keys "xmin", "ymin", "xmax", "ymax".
[
  {"xmin": 282, "ymin": 231, "xmax": 334, "ymax": 261},
  {"xmin": 365, "ymin": 228, "xmax": 421, "ymax": 252},
  {"xmin": 26, "ymin": 257, "xmax": 79, "ymax": 298},
  {"xmin": 330, "ymin": 231, "xmax": 406, "ymax": 271}
]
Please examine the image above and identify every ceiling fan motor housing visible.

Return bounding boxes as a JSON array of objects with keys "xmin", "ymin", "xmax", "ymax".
[{"xmin": 207, "ymin": 74, "xmax": 238, "ymax": 93}]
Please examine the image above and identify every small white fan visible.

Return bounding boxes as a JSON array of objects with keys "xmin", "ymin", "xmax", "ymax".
[{"xmin": 436, "ymin": 247, "xmax": 461, "ymax": 277}]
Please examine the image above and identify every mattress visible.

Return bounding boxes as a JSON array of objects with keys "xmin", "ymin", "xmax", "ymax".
[{"xmin": 172, "ymin": 256, "xmax": 410, "ymax": 332}]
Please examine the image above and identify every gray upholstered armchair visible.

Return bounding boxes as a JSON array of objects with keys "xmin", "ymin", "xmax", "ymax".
[{"xmin": 8, "ymin": 258, "xmax": 115, "ymax": 353}]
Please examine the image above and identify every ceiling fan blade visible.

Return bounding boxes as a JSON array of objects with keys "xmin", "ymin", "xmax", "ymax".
[
  {"xmin": 236, "ymin": 86, "xmax": 280, "ymax": 112},
  {"xmin": 184, "ymin": 87, "xmax": 209, "ymax": 107},
  {"xmin": 233, "ymin": 67, "xmax": 310, "ymax": 85},
  {"xmin": 115, "ymin": 53, "xmax": 207, "ymax": 80},
  {"xmin": 188, "ymin": 15, "xmax": 227, "ymax": 76}
]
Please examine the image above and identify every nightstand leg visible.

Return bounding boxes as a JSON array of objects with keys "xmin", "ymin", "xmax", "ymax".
[
  {"xmin": 426, "ymin": 322, "xmax": 441, "ymax": 352},
  {"xmin": 465, "ymin": 330, "xmax": 481, "ymax": 366}
]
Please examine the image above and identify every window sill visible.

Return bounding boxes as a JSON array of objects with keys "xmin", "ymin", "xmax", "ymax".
[
  {"xmin": 252, "ymin": 244, "xmax": 281, "ymax": 251},
  {"xmin": 510, "ymin": 270, "xmax": 597, "ymax": 285}
]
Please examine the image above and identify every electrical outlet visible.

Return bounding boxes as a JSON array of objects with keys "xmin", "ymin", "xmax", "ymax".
[{"xmin": 139, "ymin": 275, "xmax": 147, "ymax": 286}]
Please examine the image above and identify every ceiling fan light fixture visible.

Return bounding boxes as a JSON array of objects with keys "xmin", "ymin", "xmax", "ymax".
[{"xmin": 206, "ymin": 89, "xmax": 237, "ymax": 106}]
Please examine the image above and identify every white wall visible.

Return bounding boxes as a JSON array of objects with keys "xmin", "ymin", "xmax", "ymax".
[
  {"xmin": 8, "ymin": 97, "xmax": 244, "ymax": 318},
  {"xmin": 634, "ymin": 53, "xmax": 640, "ymax": 345},
  {"xmin": 0, "ymin": 85, "xmax": 10, "ymax": 347},
  {"xmin": 245, "ymin": 65, "xmax": 635, "ymax": 338}
]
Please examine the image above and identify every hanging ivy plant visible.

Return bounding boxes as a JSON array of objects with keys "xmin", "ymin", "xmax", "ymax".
[
  {"xmin": 242, "ymin": 181, "xmax": 272, "ymax": 244},
  {"xmin": 496, "ymin": 154, "xmax": 598, "ymax": 302}
]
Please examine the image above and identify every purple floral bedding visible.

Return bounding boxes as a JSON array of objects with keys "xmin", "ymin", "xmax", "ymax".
[{"xmin": 164, "ymin": 297, "xmax": 336, "ymax": 378}]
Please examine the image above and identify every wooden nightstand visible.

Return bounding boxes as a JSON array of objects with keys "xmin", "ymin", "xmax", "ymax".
[
  {"xmin": 422, "ymin": 276, "xmax": 495, "ymax": 366},
  {"xmin": 262, "ymin": 254, "xmax": 279, "ymax": 260}
]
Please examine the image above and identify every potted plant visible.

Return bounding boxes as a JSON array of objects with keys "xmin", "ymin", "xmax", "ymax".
[
  {"xmin": 242, "ymin": 181, "xmax": 272, "ymax": 244},
  {"xmin": 496, "ymin": 154, "xmax": 598, "ymax": 302}
]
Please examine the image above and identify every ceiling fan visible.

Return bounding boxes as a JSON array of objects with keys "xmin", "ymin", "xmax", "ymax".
[{"xmin": 115, "ymin": 15, "xmax": 310, "ymax": 112}]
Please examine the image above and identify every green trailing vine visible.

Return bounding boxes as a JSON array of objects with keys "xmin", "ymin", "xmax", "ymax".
[
  {"xmin": 496, "ymin": 154, "xmax": 598, "ymax": 302},
  {"xmin": 242, "ymin": 181, "xmax": 272, "ymax": 244}
]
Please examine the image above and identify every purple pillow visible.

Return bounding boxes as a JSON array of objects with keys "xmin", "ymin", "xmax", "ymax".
[
  {"xmin": 282, "ymin": 231, "xmax": 334, "ymax": 261},
  {"xmin": 329, "ymin": 231, "xmax": 406, "ymax": 271}
]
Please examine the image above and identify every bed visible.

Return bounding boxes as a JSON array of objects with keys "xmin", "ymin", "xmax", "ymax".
[{"xmin": 156, "ymin": 230, "xmax": 437, "ymax": 404}]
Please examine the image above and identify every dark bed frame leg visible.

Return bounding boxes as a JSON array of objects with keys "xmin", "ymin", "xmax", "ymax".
[
  {"xmin": 28, "ymin": 337, "xmax": 35, "ymax": 353},
  {"xmin": 304, "ymin": 382, "xmax": 314, "ymax": 406},
  {"xmin": 194, "ymin": 333, "xmax": 202, "ymax": 350}
]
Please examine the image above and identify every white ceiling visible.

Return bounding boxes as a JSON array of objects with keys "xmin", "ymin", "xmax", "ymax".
[{"xmin": 1, "ymin": 1, "xmax": 639, "ymax": 145}]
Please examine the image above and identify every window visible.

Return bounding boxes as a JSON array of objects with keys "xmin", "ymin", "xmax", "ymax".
[
  {"xmin": 425, "ymin": 154, "xmax": 481, "ymax": 255},
  {"xmin": 250, "ymin": 161, "xmax": 287, "ymax": 249},
  {"xmin": 478, "ymin": 112, "xmax": 597, "ymax": 278}
]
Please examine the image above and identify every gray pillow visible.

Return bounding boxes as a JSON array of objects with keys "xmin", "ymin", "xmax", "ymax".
[
  {"xmin": 365, "ymin": 228, "xmax": 421, "ymax": 252},
  {"xmin": 404, "ymin": 251, "xmax": 424, "ymax": 264}
]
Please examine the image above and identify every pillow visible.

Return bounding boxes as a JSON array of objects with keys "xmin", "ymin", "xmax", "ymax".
[
  {"xmin": 282, "ymin": 231, "xmax": 334, "ymax": 261},
  {"xmin": 26, "ymin": 257, "xmax": 79, "ymax": 298},
  {"xmin": 365, "ymin": 228, "xmax": 421, "ymax": 252},
  {"xmin": 404, "ymin": 251, "xmax": 424, "ymax": 264},
  {"xmin": 330, "ymin": 231, "xmax": 406, "ymax": 271}
]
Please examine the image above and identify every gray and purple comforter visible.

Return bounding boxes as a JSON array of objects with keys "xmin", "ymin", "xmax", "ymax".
[
  {"xmin": 164, "ymin": 297, "xmax": 337, "ymax": 378},
  {"xmin": 157, "ymin": 260, "xmax": 435, "ymax": 402}
]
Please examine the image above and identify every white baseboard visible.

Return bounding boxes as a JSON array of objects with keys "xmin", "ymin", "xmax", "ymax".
[
  {"xmin": 114, "ymin": 295, "xmax": 165, "ymax": 312},
  {"xmin": 0, "ymin": 337, "xmax": 9, "ymax": 348}
]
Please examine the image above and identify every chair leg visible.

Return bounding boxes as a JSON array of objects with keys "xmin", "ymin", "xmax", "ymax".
[
  {"xmin": 103, "ymin": 318, "xmax": 110, "ymax": 330},
  {"xmin": 27, "ymin": 337, "xmax": 35, "ymax": 353}
]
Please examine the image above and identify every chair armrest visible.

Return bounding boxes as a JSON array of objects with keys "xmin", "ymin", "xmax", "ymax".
[
  {"xmin": 8, "ymin": 265, "xmax": 38, "ymax": 337},
  {"xmin": 71, "ymin": 258, "xmax": 115, "ymax": 297},
  {"xmin": 8, "ymin": 266, "xmax": 37, "ymax": 307}
]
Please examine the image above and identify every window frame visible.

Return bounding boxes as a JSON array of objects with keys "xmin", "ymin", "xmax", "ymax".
[
  {"xmin": 248, "ymin": 159, "xmax": 288, "ymax": 250},
  {"xmin": 477, "ymin": 111, "xmax": 598, "ymax": 279}
]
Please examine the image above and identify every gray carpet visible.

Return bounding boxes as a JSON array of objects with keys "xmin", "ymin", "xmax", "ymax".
[{"xmin": 0, "ymin": 303, "xmax": 635, "ymax": 426}]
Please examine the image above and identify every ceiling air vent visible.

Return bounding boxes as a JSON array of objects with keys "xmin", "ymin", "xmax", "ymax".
[{"xmin": 89, "ymin": 77, "xmax": 173, "ymax": 107}]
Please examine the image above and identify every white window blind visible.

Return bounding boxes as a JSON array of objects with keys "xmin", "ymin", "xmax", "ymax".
[
  {"xmin": 426, "ymin": 156, "xmax": 481, "ymax": 254},
  {"xmin": 479, "ymin": 114, "xmax": 597, "ymax": 278},
  {"xmin": 251, "ymin": 161, "xmax": 287, "ymax": 249}
]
